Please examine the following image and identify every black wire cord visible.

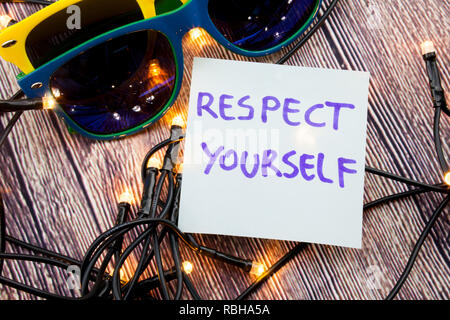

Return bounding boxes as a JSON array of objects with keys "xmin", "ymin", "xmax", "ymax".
[
  {"xmin": 433, "ymin": 107, "xmax": 449, "ymax": 173},
  {"xmin": 385, "ymin": 194, "xmax": 449, "ymax": 300},
  {"xmin": 0, "ymin": 109, "xmax": 447, "ymax": 300},
  {"xmin": 0, "ymin": 0, "xmax": 449, "ymax": 301},
  {"xmin": 0, "ymin": 98, "xmax": 43, "ymax": 112},
  {"xmin": 0, "ymin": 193, "xmax": 5, "ymax": 275}
]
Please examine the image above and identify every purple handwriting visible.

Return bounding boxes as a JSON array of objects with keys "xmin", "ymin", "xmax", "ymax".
[
  {"xmin": 196, "ymin": 92, "xmax": 358, "ymax": 188},
  {"xmin": 197, "ymin": 92, "xmax": 355, "ymax": 130},
  {"xmin": 201, "ymin": 142, "xmax": 357, "ymax": 188}
]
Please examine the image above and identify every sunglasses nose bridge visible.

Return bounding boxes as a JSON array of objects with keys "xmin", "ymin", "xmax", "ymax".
[{"xmin": 168, "ymin": 0, "xmax": 205, "ymax": 37}]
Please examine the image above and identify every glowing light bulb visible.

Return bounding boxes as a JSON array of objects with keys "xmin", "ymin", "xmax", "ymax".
[
  {"xmin": 42, "ymin": 95, "xmax": 56, "ymax": 110},
  {"xmin": 444, "ymin": 172, "xmax": 450, "ymax": 186},
  {"xmin": 149, "ymin": 59, "xmax": 162, "ymax": 77},
  {"xmin": 421, "ymin": 40, "xmax": 435, "ymax": 55},
  {"xmin": 250, "ymin": 262, "xmax": 265, "ymax": 277},
  {"xmin": 182, "ymin": 261, "xmax": 193, "ymax": 274},
  {"xmin": 0, "ymin": 15, "xmax": 12, "ymax": 30},
  {"xmin": 147, "ymin": 157, "xmax": 161, "ymax": 169},
  {"xmin": 189, "ymin": 28, "xmax": 203, "ymax": 41},
  {"xmin": 119, "ymin": 191, "xmax": 134, "ymax": 204},
  {"xmin": 188, "ymin": 28, "xmax": 208, "ymax": 47},
  {"xmin": 171, "ymin": 115, "xmax": 185, "ymax": 128}
]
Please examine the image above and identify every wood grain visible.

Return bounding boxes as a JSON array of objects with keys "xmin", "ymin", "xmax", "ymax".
[{"xmin": 0, "ymin": 0, "xmax": 449, "ymax": 300}]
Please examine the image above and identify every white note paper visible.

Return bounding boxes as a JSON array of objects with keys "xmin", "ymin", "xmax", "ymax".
[{"xmin": 178, "ymin": 58, "xmax": 369, "ymax": 248}]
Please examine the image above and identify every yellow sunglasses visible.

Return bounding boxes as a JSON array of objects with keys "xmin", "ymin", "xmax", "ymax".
[{"xmin": 0, "ymin": 0, "xmax": 182, "ymax": 74}]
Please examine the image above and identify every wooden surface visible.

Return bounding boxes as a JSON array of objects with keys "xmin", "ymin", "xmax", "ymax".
[{"xmin": 0, "ymin": 0, "xmax": 449, "ymax": 300}]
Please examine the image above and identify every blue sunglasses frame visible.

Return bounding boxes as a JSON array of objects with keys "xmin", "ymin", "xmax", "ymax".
[{"xmin": 18, "ymin": 0, "xmax": 322, "ymax": 140}]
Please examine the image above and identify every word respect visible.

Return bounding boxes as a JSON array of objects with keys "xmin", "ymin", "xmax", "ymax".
[{"xmin": 196, "ymin": 92, "xmax": 356, "ymax": 130}]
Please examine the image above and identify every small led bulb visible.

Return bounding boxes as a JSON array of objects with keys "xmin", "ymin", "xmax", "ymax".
[
  {"xmin": 119, "ymin": 191, "xmax": 134, "ymax": 204},
  {"xmin": 420, "ymin": 40, "xmax": 435, "ymax": 56},
  {"xmin": 182, "ymin": 261, "xmax": 194, "ymax": 274},
  {"xmin": 147, "ymin": 157, "xmax": 161, "ymax": 169},
  {"xmin": 171, "ymin": 115, "xmax": 185, "ymax": 128},
  {"xmin": 250, "ymin": 262, "xmax": 265, "ymax": 277},
  {"xmin": 188, "ymin": 28, "xmax": 208, "ymax": 47},
  {"xmin": 0, "ymin": 15, "xmax": 12, "ymax": 30},
  {"xmin": 120, "ymin": 269, "xmax": 126, "ymax": 281},
  {"xmin": 189, "ymin": 28, "xmax": 203, "ymax": 41},
  {"xmin": 444, "ymin": 172, "xmax": 450, "ymax": 186},
  {"xmin": 42, "ymin": 95, "xmax": 56, "ymax": 110}
]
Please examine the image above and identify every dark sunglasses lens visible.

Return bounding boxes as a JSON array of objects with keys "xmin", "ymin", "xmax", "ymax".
[
  {"xmin": 26, "ymin": 0, "xmax": 144, "ymax": 68},
  {"xmin": 208, "ymin": 0, "xmax": 319, "ymax": 51},
  {"xmin": 49, "ymin": 30, "xmax": 176, "ymax": 136}
]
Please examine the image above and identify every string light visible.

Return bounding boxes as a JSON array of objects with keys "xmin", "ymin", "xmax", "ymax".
[
  {"xmin": 119, "ymin": 269, "xmax": 126, "ymax": 282},
  {"xmin": 421, "ymin": 39, "xmax": 449, "ymax": 117},
  {"xmin": 189, "ymin": 28, "xmax": 204, "ymax": 41},
  {"xmin": 171, "ymin": 115, "xmax": 185, "ymax": 128},
  {"xmin": 0, "ymin": 0, "xmax": 448, "ymax": 302},
  {"xmin": 250, "ymin": 262, "xmax": 265, "ymax": 277},
  {"xmin": 444, "ymin": 172, "xmax": 450, "ymax": 186},
  {"xmin": 42, "ymin": 95, "xmax": 56, "ymax": 110},
  {"xmin": 0, "ymin": 15, "xmax": 12, "ymax": 30},
  {"xmin": 188, "ymin": 27, "xmax": 209, "ymax": 48},
  {"xmin": 119, "ymin": 190, "xmax": 134, "ymax": 204},
  {"xmin": 147, "ymin": 157, "xmax": 161, "ymax": 169},
  {"xmin": 420, "ymin": 40, "xmax": 435, "ymax": 55},
  {"xmin": 182, "ymin": 261, "xmax": 194, "ymax": 274}
]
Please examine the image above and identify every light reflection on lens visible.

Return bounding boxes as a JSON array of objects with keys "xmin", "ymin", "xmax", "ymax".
[
  {"xmin": 49, "ymin": 30, "xmax": 177, "ymax": 135},
  {"xmin": 208, "ymin": 0, "xmax": 318, "ymax": 51}
]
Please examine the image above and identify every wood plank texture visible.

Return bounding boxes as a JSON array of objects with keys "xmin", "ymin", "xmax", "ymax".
[{"xmin": 0, "ymin": 0, "xmax": 449, "ymax": 300}]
